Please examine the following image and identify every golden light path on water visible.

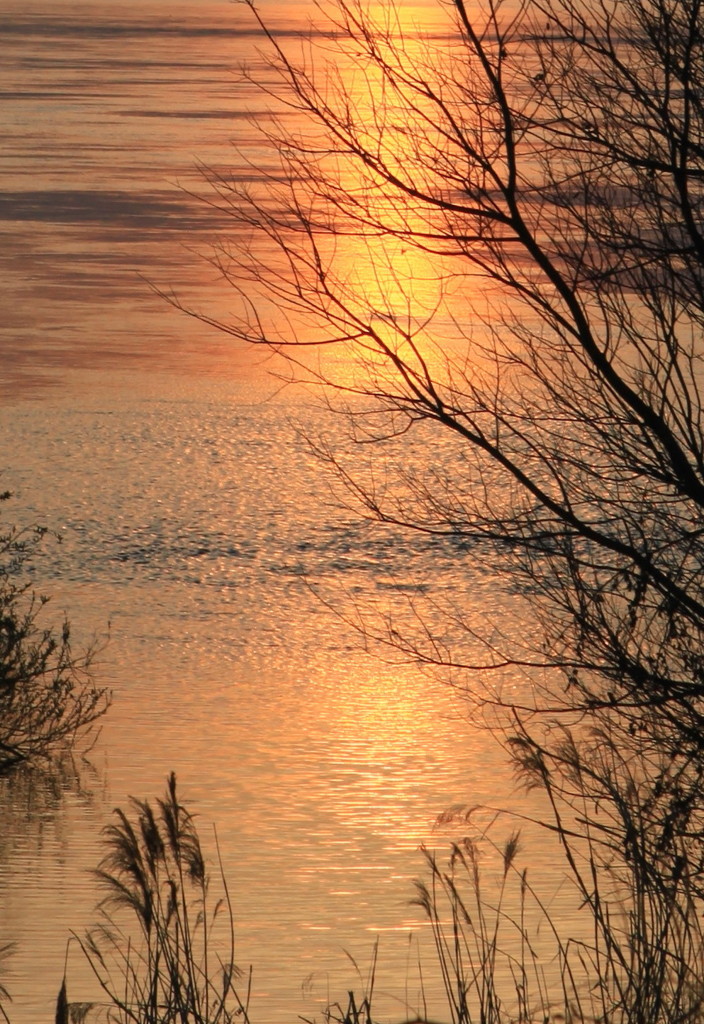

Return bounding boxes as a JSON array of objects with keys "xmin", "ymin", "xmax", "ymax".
[{"xmin": 0, "ymin": 0, "xmax": 584, "ymax": 1020}]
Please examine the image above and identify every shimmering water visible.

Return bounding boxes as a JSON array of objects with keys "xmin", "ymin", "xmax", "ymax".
[{"xmin": 0, "ymin": 2, "xmax": 566, "ymax": 1020}]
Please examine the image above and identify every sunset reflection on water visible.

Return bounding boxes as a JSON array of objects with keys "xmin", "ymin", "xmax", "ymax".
[{"xmin": 0, "ymin": 1, "xmax": 572, "ymax": 1021}]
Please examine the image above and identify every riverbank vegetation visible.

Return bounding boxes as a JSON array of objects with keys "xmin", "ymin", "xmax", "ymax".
[
  {"xmin": 39, "ymin": 771, "xmax": 704, "ymax": 1024},
  {"xmin": 2, "ymin": 0, "xmax": 704, "ymax": 1018},
  {"xmin": 0, "ymin": 493, "xmax": 110, "ymax": 772}
]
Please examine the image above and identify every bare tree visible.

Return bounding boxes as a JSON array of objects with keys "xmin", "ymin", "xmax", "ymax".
[
  {"xmin": 196, "ymin": 0, "xmax": 704, "ymax": 1012},
  {"xmin": 203, "ymin": 0, "xmax": 703, "ymax": 743},
  {"xmin": 0, "ymin": 496, "xmax": 110, "ymax": 772}
]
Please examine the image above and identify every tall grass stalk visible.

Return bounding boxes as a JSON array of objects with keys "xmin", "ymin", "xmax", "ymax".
[
  {"xmin": 412, "ymin": 834, "xmax": 586, "ymax": 1024},
  {"xmin": 421, "ymin": 734, "xmax": 704, "ymax": 1024},
  {"xmin": 62, "ymin": 767, "xmax": 704, "ymax": 1024},
  {"xmin": 76, "ymin": 773, "xmax": 250, "ymax": 1024},
  {"xmin": 508, "ymin": 726, "xmax": 704, "ymax": 1024}
]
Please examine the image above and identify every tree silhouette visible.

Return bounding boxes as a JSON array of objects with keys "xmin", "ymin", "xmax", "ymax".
[
  {"xmin": 199, "ymin": 0, "xmax": 704, "ymax": 1010},
  {"xmin": 205, "ymin": 0, "xmax": 703, "ymax": 747}
]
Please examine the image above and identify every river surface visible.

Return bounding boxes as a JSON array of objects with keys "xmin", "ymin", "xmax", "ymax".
[{"xmin": 0, "ymin": 1, "xmax": 571, "ymax": 1020}]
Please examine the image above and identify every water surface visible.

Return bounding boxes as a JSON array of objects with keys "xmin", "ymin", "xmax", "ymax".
[{"xmin": 0, "ymin": 2, "xmax": 567, "ymax": 1020}]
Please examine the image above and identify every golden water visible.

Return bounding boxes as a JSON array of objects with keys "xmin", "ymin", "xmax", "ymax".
[{"xmin": 0, "ymin": 2, "xmax": 570, "ymax": 1019}]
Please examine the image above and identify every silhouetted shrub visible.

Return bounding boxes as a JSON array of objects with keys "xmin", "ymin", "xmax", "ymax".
[{"xmin": 0, "ymin": 493, "xmax": 109, "ymax": 773}]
